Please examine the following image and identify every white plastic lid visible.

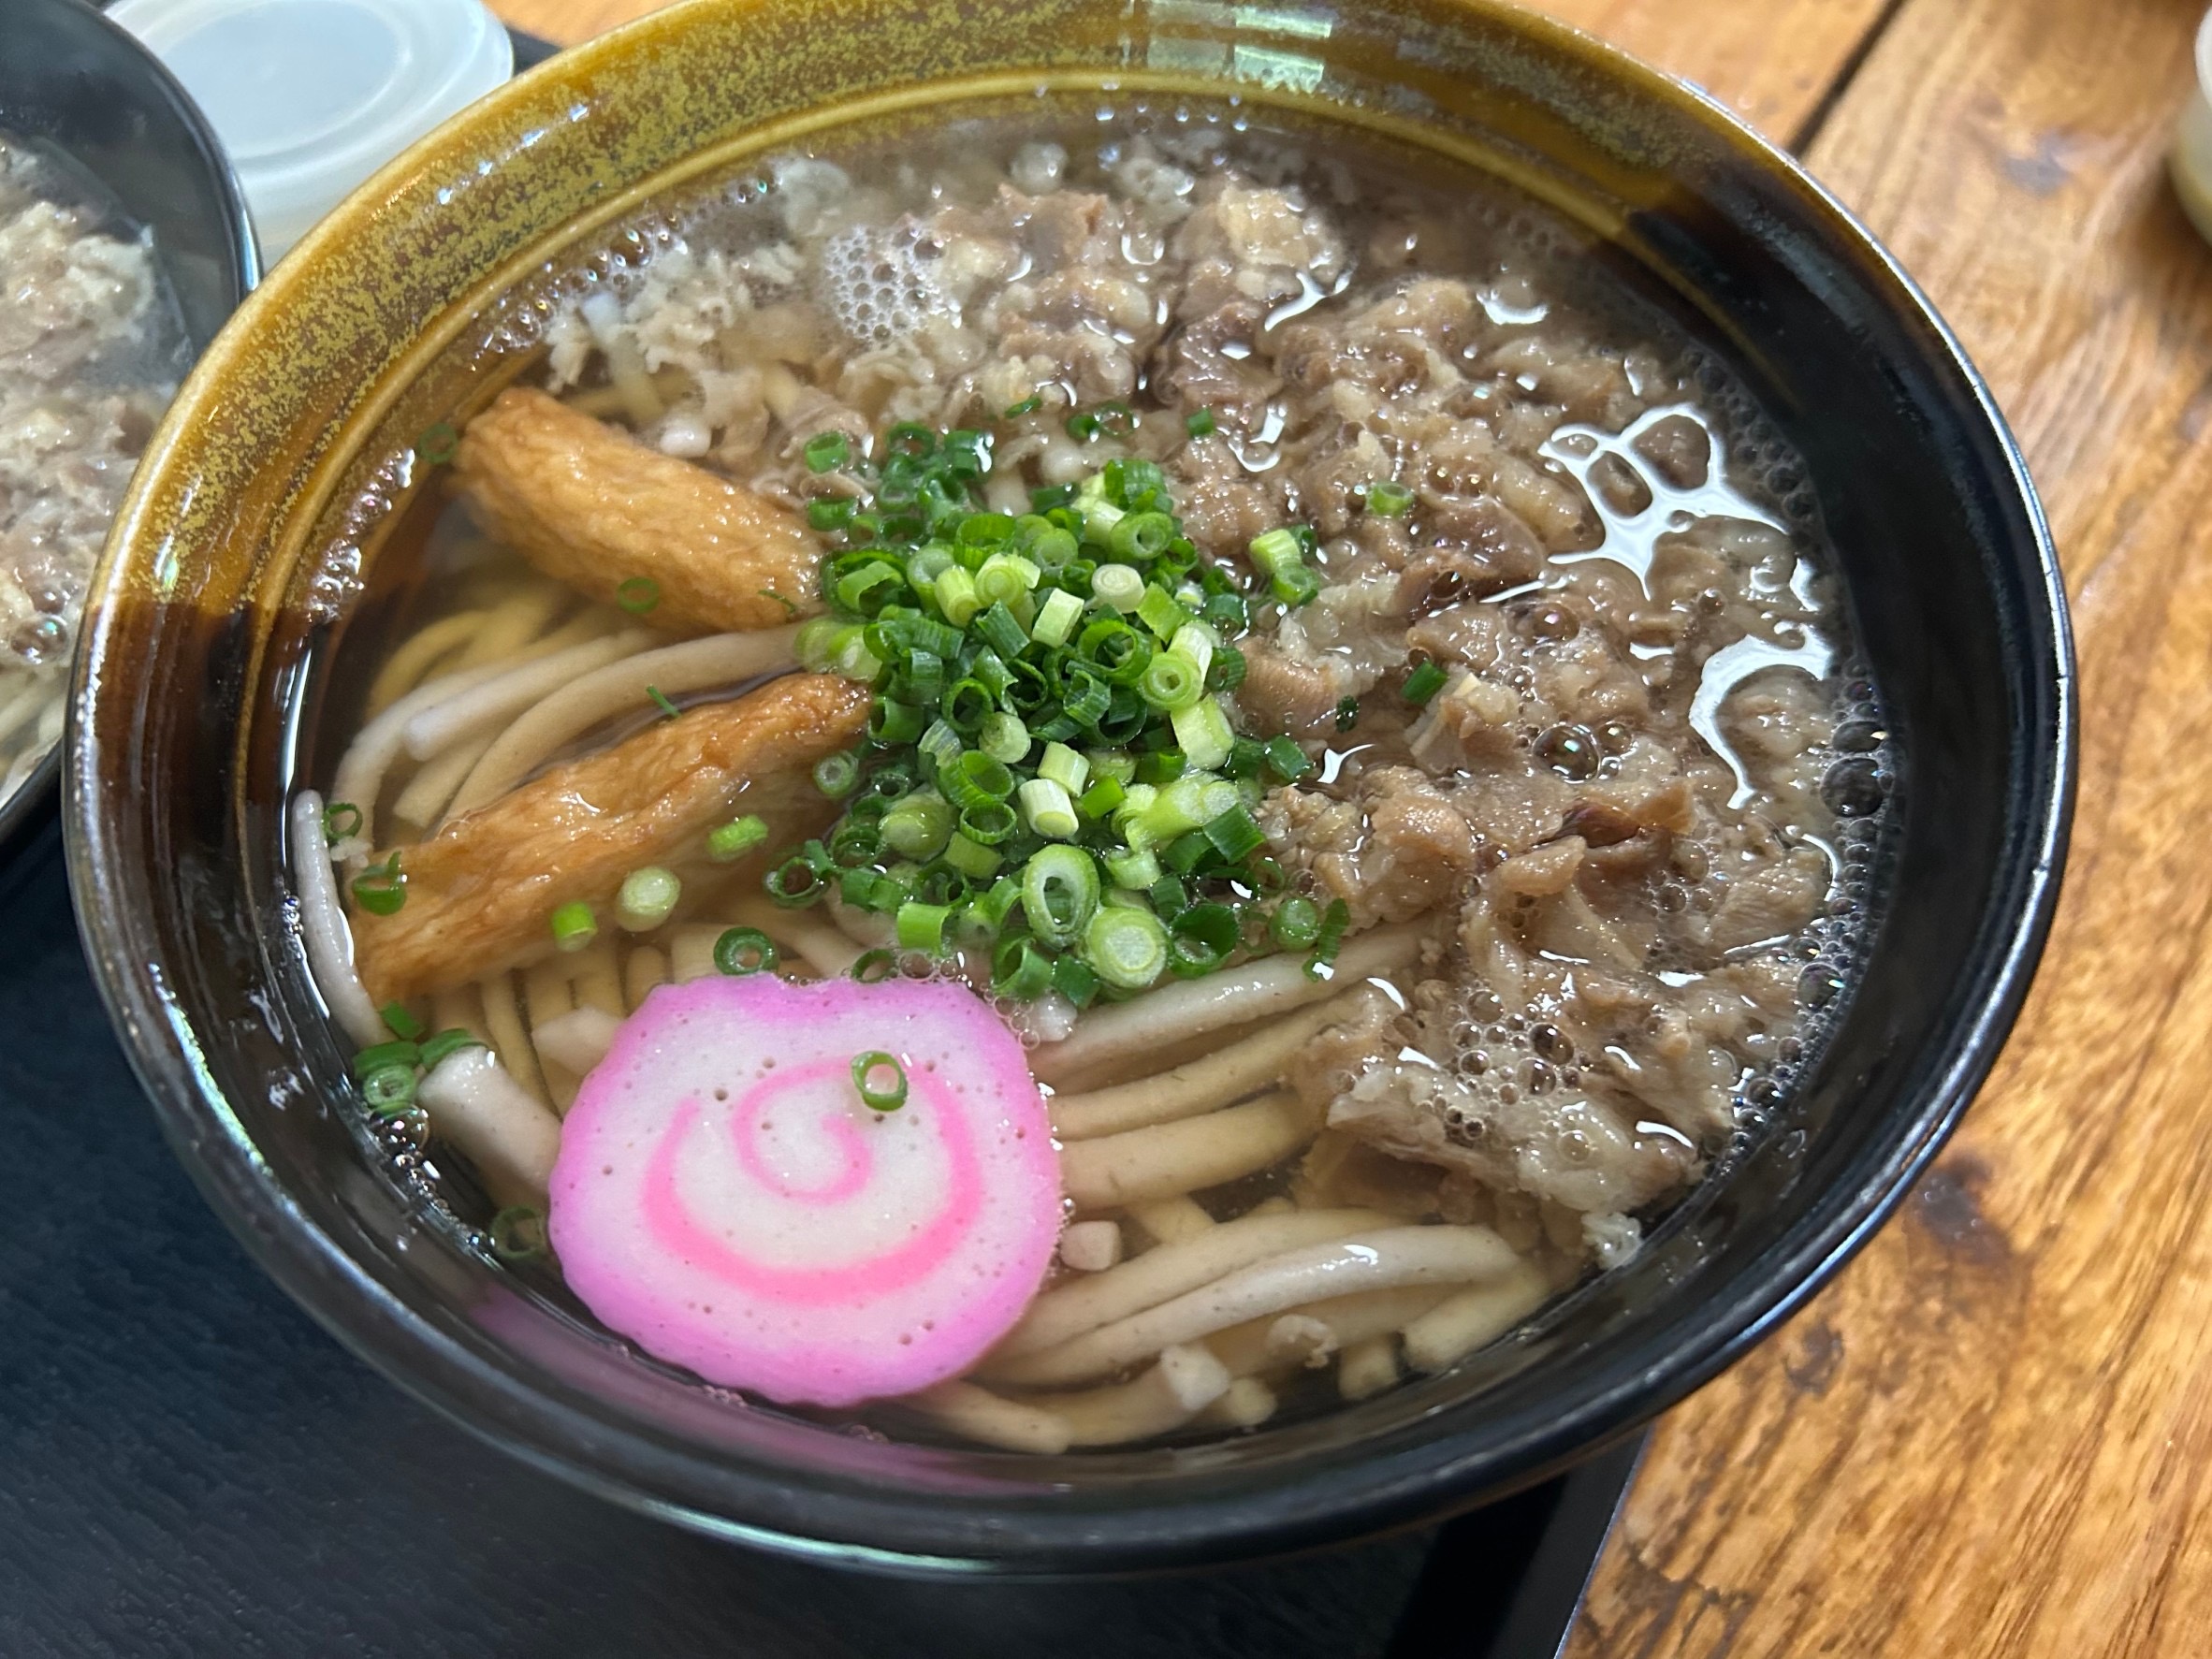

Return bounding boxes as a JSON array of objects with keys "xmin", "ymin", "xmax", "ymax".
[{"xmin": 109, "ymin": 0, "xmax": 514, "ymax": 260}]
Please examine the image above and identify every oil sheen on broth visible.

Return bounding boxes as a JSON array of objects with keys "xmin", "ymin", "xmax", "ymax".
[{"xmin": 291, "ymin": 97, "xmax": 1890, "ymax": 1452}]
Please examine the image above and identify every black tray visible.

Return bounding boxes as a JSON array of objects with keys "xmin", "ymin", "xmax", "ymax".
[{"xmin": 0, "ymin": 805, "xmax": 1636, "ymax": 1657}]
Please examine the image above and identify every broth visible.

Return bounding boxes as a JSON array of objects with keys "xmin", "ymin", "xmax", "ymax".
[{"xmin": 288, "ymin": 95, "xmax": 1889, "ymax": 1450}]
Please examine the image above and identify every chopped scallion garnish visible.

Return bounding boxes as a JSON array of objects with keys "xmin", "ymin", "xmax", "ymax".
[
  {"xmin": 322, "ymin": 801, "xmax": 363, "ymax": 844},
  {"xmin": 714, "ymin": 927, "xmax": 777, "ymax": 976},
  {"xmin": 1186, "ymin": 408, "xmax": 1216, "ymax": 438},
  {"xmin": 616, "ymin": 575, "xmax": 662, "ymax": 615},
  {"xmin": 1305, "ymin": 897, "xmax": 1352, "ymax": 979},
  {"xmin": 616, "ymin": 866, "xmax": 681, "ymax": 931},
  {"xmin": 647, "ymin": 684, "xmax": 680, "ymax": 720},
  {"xmin": 1403, "ymin": 661, "xmax": 1448, "ymax": 705},
  {"xmin": 351, "ymin": 852, "xmax": 406, "ymax": 917},
  {"xmin": 488, "ymin": 1205, "xmax": 550, "ymax": 1261},
  {"xmin": 1366, "ymin": 479, "xmax": 1416, "ymax": 517},
  {"xmin": 550, "ymin": 900, "xmax": 598, "ymax": 951},
  {"xmin": 804, "ymin": 430, "xmax": 851, "ymax": 473},
  {"xmin": 381, "ymin": 1002, "xmax": 424, "ymax": 1041},
  {"xmin": 708, "ymin": 814, "xmax": 769, "ymax": 863}
]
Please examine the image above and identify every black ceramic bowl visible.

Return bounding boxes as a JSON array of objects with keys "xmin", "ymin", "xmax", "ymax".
[
  {"xmin": 0, "ymin": 0, "xmax": 256, "ymax": 858},
  {"xmin": 64, "ymin": 0, "xmax": 2072, "ymax": 1575}
]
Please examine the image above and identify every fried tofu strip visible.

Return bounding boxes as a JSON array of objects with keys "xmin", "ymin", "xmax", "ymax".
[
  {"xmin": 454, "ymin": 387, "xmax": 820, "ymax": 633},
  {"xmin": 352, "ymin": 674, "xmax": 866, "ymax": 1003}
]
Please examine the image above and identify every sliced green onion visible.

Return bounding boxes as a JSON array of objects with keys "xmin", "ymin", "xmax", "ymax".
[
  {"xmin": 975, "ymin": 601, "xmax": 1028, "ymax": 660},
  {"xmin": 1039, "ymin": 741, "xmax": 1090, "ymax": 796},
  {"xmin": 804, "ymin": 430, "xmax": 851, "ymax": 472},
  {"xmin": 1091, "ymin": 564, "xmax": 1145, "ymax": 612},
  {"xmin": 808, "ymin": 495, "xmax": 856, "ymax": 532},
  {"xmin": 1366, "ymin": 480, "xmax": 1416, "ymax": 517},
  {"xmin": 942, "ymin": 831, "xmax": 1004, "ymax": 880},
  {"xmin": 850, "ymin": 948, "xmax": 896, "ymax": 982},
  {"xmin": 1111, "ymin": 511, "xmax": 1175, "ymax": 562},
  {"xmin": 714, "ymin": 927, "xmax": 778, "ymax": 976},
  {"xmin": 934, "ymin": 564, "xmax": 982, "ymax": 627},
  {"xmin": 941, "ymin": 677, "xmax": 995, "ymax": 734},
  {"xmin": 549, "ymin": 900, "xmax": 597, "ymax": 952},
  {"xmin": 1079, "ymin": 776, "xmax": 1126, "ymax": 819},
  {"xmin": 1263, "ymin": 735, "xmax": 1315, "ymax": 781},
  {"xmin": 1022, "ymin": 844, "xmax": 1100, "ymax": 947},
  {"xmin": 417, "ymin": 1028, "xmax": 483, "ymax": 1070},
  {"xmin": 1066, "ymin": 410, "xmax": 1102, "ymax": 441},
  {"xmin": 488, "ymin": 1205, "xmax": 550, "ymax": 1261},
  {"xmin": 381, "ymin": 1001, "xmax": 424, "ymax": 1041},
  {"xmin": 1202, "ymin": 805, "xmax": 1267, "ymax": 863},
  {"xmin": 708, "ymin": 814, "xmax": 770, "ymax": 863},
  {"xmin": 942, "ymin": 749, "xmax": 1015, "ymax": 810},
  {"xmin": 1017, "ymin": 777, "xmax": 1080, "ymax": 839},
  {"xmin": 1171, "ymin": 696, "xmax": 1235, "ymax": 771},
  {"xmin": 351, "ymin": 852, "xmax": 406, "ymax": 916},
  {"xmin": 1186, "ymin": 408, "xmax": 1216, "ymax": 438},
  {"xmin": 1169, "ymin": 621, "xmax": 1216, "ymax": 684},
  {"xmin": 881, "ymin": 790, "xmax": 954, "ymax": 860},
  {"xmin": 647, "ymin": 684, "xmax": 681, "ymax": 720},
  {"xmin": 1335, "ymin": 696, "xmax": 1361, "ymax": 732},
  {"xmin": 851, "ymin": 1051, "xmax": 909, "ymax": 1112},
  {"xmin": 322, "ymin": 801, "xmax": 363, "ymax": 843},
  {"xmin": 1139, "ymin": 653, "xmax": 1203, "ymax": 713},
  {"xmin": 1306, "ymin": 897, "xmax": 1352, "ymax": 979},
  {"xmin": 959, "ymin": 799, "xmax": 1019, "ymax": 845},
  {"xmin": 1004, "ymin": 394, "xmax": 1042, "ymax": 418},
  {"xmin": 616, "ymin": 575, "xmax": 662, "ymax": 615},
  {"xmin": 361, "ymin": 1062, "xmax": 417, "ymax": 1115},
  {"xmin": 813, "ymin": 751, "xmax": 861, "ymax": 798},
  {"xmin": 870, "ymin": 699, "xmax": 924, "ymax": 745},
  {"xmin": 1053, "ymin": 954, "xmax": 1100, "ymax": 1009},
  {"xmin": 617, "ymin": 866, "xmax": 681, "ymax": 931},
  {"xmin": 766, "ymin": 852, "xmax": 828, "ymax": 908},
  {"xmin": 976, "ymin": 552, "xmax": 1041, "ymax": 607},
  {"xmin": 1084, "ymin": 905, "xmax": 1168, "ymax": 991},
  {"xmin": 1403, "ymin": 661, "xmax": 1448, "ymax": 705},
  {"xmin": 896, "ymin": 901, "xmax": 953, "ymax": 953},
  {"xmin": 1249, "ymin": 527, "xmax": 1302, "ymax": 575},
  {"xmin": 1136, "ymin": 584, "xmax": 1191, "ymax": 641},
  {"xmin": 979, "ymin": 711, "xmax": 1031, "ymax": 764},
  {"xmin": 1102, "ymin": 845, "xmax": 1160, "ymax": 891},
  {"xmin": 917, "ymin": 718, "xmax": 964, "ymax": 779},
  {"xmin": 1201, "ymin": 590, "xmax": 1249, "ymax": 633},
  {"xmin": 1031, "ymin": 587, "xmax": 1084, "ymax": 648},
  {"xmin": 1273, "ymin": 562, "xmax": 1322, "ymax": 607},
  {"xmin": 1164, "ymin": 830, "xmax": 1214, "ymax": 876},
  {"xmin": 1270, "ymin": 894, "xmax": 1321, "ymax": 949},
  {"xmin": 1169, "ymin": 903, "xmax": 1240, "ymax": 978},
  {"xmin": 992, "ymin": 934, "xmax": 1055, "ymax": 999}
]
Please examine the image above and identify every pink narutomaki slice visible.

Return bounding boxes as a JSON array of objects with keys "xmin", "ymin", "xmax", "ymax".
[{"xmin": 548, "ymin": 973, "xmax": 1062, "ymax": 1407}]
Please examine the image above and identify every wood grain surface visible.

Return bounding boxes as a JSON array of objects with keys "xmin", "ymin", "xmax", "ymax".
[
  {"xmin": 1570, "ymin": 0, "xmax": 2212, "ymax": 1652},
  {"xmin": 483, "ymin": 0, "xmax": 2210, "ymax": 1650}
]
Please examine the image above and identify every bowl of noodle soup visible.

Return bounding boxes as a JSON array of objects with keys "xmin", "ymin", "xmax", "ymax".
[{"xmin": 66, "ymin": 0, "xmax": 2070, "ymax": 1572}]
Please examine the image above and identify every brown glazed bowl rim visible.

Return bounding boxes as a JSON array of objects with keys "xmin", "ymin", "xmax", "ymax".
[{"xmin": 64, "ymin": 0, "xmax": 2072, "ymax": 1574}]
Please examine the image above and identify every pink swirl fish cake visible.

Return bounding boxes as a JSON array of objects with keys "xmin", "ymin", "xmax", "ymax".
[{"xmin": 548, "ymin": 973, "xmax": 1062, "ymax": 1406}]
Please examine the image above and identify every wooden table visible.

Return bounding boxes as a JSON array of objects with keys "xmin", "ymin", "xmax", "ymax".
[{"xmin": 489, "ymin": 1, "xmax": 2212, "ymax": 1649}]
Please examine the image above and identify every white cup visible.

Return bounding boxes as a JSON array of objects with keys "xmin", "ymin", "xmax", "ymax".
[{"xmin": 109, "ymin": 0, "xmax": 515, "ymax": 262}]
